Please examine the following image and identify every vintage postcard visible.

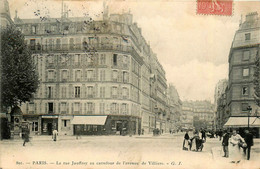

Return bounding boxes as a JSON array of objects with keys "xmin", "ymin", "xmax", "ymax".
[{"xmin": 0, "ymin": 0, "xmax": 260, "ymax": 169}]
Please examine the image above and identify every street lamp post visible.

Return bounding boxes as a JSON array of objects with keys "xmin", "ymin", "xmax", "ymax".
[{"xmin": 247, "ymin": 106, "xmax": 252, "ymax": 129}]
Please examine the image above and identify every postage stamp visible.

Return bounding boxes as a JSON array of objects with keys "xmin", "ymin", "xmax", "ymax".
[{"xmin": 197, "ymin": 0, "xmax": 233, "ymax": 16}]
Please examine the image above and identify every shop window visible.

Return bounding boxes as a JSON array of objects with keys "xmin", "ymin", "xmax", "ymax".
[
  {"xmin": 30, "ymin": 39, "xmax": 36, "ymax": 50},
  {"xmin": 93, "ymin": 125, "xmax": 98, "ymax": 132},
  {"xmin": 32, "ymin": 122, "xmax": 38, "ymax": 131}
]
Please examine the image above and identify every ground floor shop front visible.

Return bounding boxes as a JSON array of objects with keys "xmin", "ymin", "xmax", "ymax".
[{"xmin": 22, "ymin": 114, "xmax": 141, "ymax": 136}]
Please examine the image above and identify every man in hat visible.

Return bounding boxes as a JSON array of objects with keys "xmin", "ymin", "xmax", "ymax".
[{"xmin": 222, "ymin": 129, "xmax": 229, "ymax": 157}]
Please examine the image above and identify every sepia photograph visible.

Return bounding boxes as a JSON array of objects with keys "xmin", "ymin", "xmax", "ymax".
[{"xmin": 0, "ymin": 0, "xmax": 260, "ymax": 168}]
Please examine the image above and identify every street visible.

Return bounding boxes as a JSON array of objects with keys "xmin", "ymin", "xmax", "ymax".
[{"xmin": 1, "ymin": 133, "xmax": 260, "ymax": 169}]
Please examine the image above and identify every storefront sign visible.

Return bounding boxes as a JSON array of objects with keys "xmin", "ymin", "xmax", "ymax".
[{"xmin": 42, "ymin": 115, "xmax": 58, "ymax": 119}]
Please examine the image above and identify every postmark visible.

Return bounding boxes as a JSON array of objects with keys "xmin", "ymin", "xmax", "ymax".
[{"xmin": 197, "ymin": 0, "xmax": 233, "ymax": 16}]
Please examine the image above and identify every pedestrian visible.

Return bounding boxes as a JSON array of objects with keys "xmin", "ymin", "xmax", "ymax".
[
  {"xmin": 201, "ymin": 129, "xmax": 206, "ymax": 142},
  {"xmin": 22, "ymin": 128, "xmax": 30, "ymax": 146},
  {"xmin": 222, "ymin": 129, "xmax": 229, "ymax": 158},
  {"xmin": 219, "ymin": 129, "xmax": 223, "ymax": 141},
  {"xmin": 183, "ymin": 130, "xmax": 190, "ymax": 151},
  {"xmin": 52, "ymin": 129, "xmax": 58, "ymax": 141},
  {"xmin": 243, "ymin": 129, "xmax": 254, "ymax": 160},
  {"xmin": 229, "ymin": 130, "xmax": 245, "ymax": 163}
]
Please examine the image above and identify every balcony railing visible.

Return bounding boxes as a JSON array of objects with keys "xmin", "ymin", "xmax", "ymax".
[{"xmin": 31, "ymin": 43, "xmax": 134, "ymax": 53}]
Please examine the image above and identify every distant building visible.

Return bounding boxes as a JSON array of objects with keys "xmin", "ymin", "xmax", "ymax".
[
  {"xmin": 182, "ymin": 100, "xmax": 214, "ymax": 130},
  {"xmin": 181, "ymin": 101, "xmax": 193, "ymax": 130},
  {"xmin": 0, "ymin": 0, "xmax": 13, "ymax": 27},
  {"xmin": 167, "ymin": 84, "xmax": 182, "ymax": 131},
  {"xmin": 13, "ymin": 3, "xmax": 170, "ymax": 136},
  {"xmin": 214, "ymin": 79, "xmax": 228, "ymax": 130}
]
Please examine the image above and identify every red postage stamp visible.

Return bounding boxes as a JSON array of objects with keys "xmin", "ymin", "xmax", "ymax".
[{"xmin": 197, "ymin": 0, "xmax": 233, "ymax": 16}]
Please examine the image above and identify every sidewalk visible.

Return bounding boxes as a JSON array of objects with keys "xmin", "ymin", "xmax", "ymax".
[{"xmin": 211, "ymin": 139, "xmax": 260, "ymax": 169}]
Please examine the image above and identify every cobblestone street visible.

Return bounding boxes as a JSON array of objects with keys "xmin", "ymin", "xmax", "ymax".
[{"xmin": 1, "ymin": 133, "xmax": 260, "ymax": 169}]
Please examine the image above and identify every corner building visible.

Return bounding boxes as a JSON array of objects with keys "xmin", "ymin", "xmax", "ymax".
[
  {"xmin": 226, "ymin": 12, "xmax": 260, "ymax": 137},
  {"xmin": 16, "ymin": 7, "xmax": 168, "ymax": 135}
]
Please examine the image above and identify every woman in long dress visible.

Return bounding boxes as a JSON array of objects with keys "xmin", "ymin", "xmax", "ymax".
[
  {"xmin": 229, "ymin": 130, "xmax": 245, "ymax": 163},
  {"xmin": 183, "ymin": 131, "xmax": 190, "ymax": 150}
]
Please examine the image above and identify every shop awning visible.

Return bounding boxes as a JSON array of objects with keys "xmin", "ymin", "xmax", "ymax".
[
  {"xmin": 71, "ymin": 116, "xmax": 107, "ymax": 125},
  {"xmin": 224, "ymin": 117, "xmax": 260, "ymax": 127}
]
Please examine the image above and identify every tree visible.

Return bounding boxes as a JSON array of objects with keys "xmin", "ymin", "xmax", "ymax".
[
  {"xmin": 1, "ymin": 25, "xmax": 39, "ymax": 111},
  {"xmin": 253, "ymin": 49, "xmax": 260, "ymax": 107}
]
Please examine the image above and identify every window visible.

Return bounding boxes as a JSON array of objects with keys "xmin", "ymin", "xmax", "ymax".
[
  {"xmin": 63, "ymin": 120, "xmax": 67, "ymax": 127},
  {"xmin": 112, "ymin": 70, "xmax": 118, "ymax": 81},
  {"xmin": 123, "ymin": 55, "xmax": 128, "ymax": 64},
  {"xmin": 30, "ymin": 39, "xmax": 36, "ymax": 50},
  {"xmin": 32, "ymin": 122, "xmax": 38, "ymax": 132},
  {"xmin": 123, "ymin": 71, "xmax": 128, "ymax": 83},
  {"xmin": 245, "ymin": 33, "xmax": 251, "ymax": 40},
  {"xmin": 47, "ymin": 55, "xmax": 54, "ymax": 64},
  {"xmin": 29, "ymin": 103, "xmax": 34, "ymax": 113},
  {"xmin": 87, "ymin": 102, "xmax": 93, "ymax": 113},
  {"xmin": 61, "ymin": 102, "xmax": 66, "ymax": 113},
  {"xmin": 62, "ymin": 70, "xmax": 68, "ymax": 80},
  {"xmin": 86, "ymin": 56, "xmax": 93, "ymax": 63},
  {"xmin": 69, "ymin": 38, "xmax": 74, "ymax": 49},
  {"xmin": 61, "ymin": 55, "xmax": 66, "ymax": 63},
  {"xmin": 75, "ymin": 70, "xmax": 81, "ymax": 81},
  {"xmin": 32, "ymin": 25, "xmax": 37, "ymax": 34},
  {"xmin": 74, "ymin": 54, "xmax": 80, "ymax": 63},
  {"xmin": 100, "ymin": 54, "xmax": 106, "ymax": 65},
  {"xmin": 113, "ymin": 54, "xmax": 117, "ymax": 66},
  {"xmin": 87, "ymin": 70, "xmax": 93, "ymax": 80},
  {"xmin": 48, "ymin": 86, "xmax": 52, "ymax": 98},
  {"xmin": 242, "ymin": 86, "xmax": 249, "ymax": 96},
  {"xmin": 243, "ymin": 68, "xmax": 249, "ymax": 77},
  {"xmin": 100, "ymin": 87, "xmax": 105, "ymax": 98},
  {"xmin": 122, "ymin": 103, "xmax": 127, "ymax": 113},
  {"xmin": 87, "ymin": 86, "xmax": 93, "ymax": 97},
  {"xmin": 48, "ymin": 102, "xmax": 53, "ymax": 113},
  {"xmin": 122, "ymin": 87, "xmax": 128, "ymax": 98},
  {"xmin": 100, "ymin": 70, "xmax": 106, "ymax": 81},
  {"xmin": 48, "ymin": 70, "xmax": 54, "ymax": 81},
  {"xmin": 61, "ymin": 86, "xmax": 66, "ymax": 98},
  {"xmin": 75, "ymin": 86, "xmax": 80, "ymax": 98},
  {"xmin": 242, "ymin": 103, "xmax": 249, "ymax": 111},
  {"xmin": 112, "ymin": 87, "xmax": 118, "ymax": 97},
  {"xmin": 74, "ymin": 102, "xmax": 80, "ymax": 112},
  {"xmin": 56, "ymin": 39, "xmax": 61, "ymax": 49},
  {"xmin": 111, "ymin": 103, "xmax": 117, "ymax": 111},
  {"xmin": 243, "ymin": 51, "xmax": 250, "ymax": 61},
  {"xmin": 100, "ymin": 102, "xmax": 105, "ymax": 114}
]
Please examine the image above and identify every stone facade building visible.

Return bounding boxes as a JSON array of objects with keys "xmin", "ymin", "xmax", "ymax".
[
  {"xmin": 13, "ymin": 4, "xmax": 170, "ymax": 135},
  {"xmin": 227, "ymin": 12, "xmax": 260, "ymax": 117},
  {"xmin": 214, "ymin": 79, "xmax": 228, "ymax": 130},
  {"xmin": 225, "ymin": 12, "xmax": 260, "ymax": 137}
]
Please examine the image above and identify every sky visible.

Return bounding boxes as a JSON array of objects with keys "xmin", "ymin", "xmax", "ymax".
[{"xmin": 7, "ymin": 0, "xmax": 260, "ymax": 102}]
